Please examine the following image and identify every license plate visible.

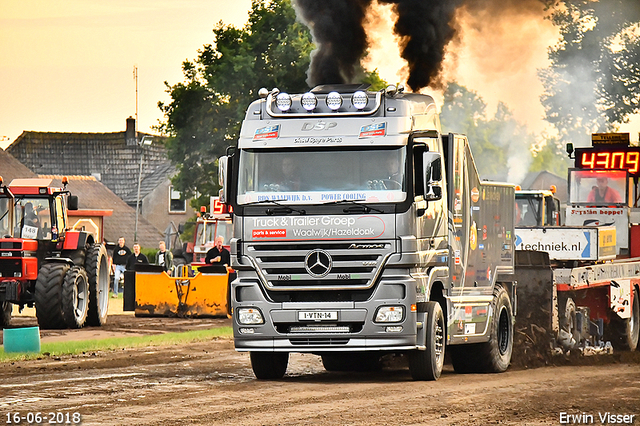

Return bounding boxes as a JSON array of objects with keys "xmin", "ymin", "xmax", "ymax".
[{"xmin": 298, "ymin": 311, "xmax": 338, "ymax": 321}]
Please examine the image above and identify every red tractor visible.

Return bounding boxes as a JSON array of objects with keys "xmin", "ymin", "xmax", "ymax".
[{"xmin": 0, "ymin": 177, "xmax": 109, "ymax": 329}]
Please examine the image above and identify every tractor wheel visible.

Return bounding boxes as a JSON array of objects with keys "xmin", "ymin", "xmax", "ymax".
[
  {"xmin": 250, "ymin": 352, "xmax": 289, "ymax": 380},
  {"xmin": 65, "ymin": 250, "xmax": 86, "ymax": 266},
  {"xmin": 35, "ymin": 263, "xmax": 70, "ymax": 329},
  {"xmin": 85, "ymin": 243, "xmax": 109, "ymax": 326},
  {"xmin": 408, "ymin": 301, "xmax": 445, "ymax": 380},
  {"xmin": 0, "ymin": 301, "xmax": 12, "ymax": 328},
  {"xmin": 606, "ymin": 286, "xmax": 639, "ymax": 351},
  {"xmin": 62, "ymin": 266, "xmax": 89, "ymax": 328}
]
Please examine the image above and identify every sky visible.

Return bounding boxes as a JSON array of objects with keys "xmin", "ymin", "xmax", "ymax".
[
  {"xmin": 1, "ymin": 0, "xmax": 639, "ymax": 150},
  {"xmin": 0, "ymin": 0, "xmax": 253, "ymax": 148}
]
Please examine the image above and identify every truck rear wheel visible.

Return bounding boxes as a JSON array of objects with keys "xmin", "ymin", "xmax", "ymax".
[
  {"xmin": 62, "ymin": 266, "xmax": 89, "ymax": 328},
  {"xmin": 450, "ymin": 285, "xmax": 513, "ymax": 373},
  {"xmin": 250, "ymin": 352, "xmax": 288, "ymax": 380},
  {"xmin": 478, "ymin": 285, "xmax": 513, "ymax": 372},
  {"xmin": 85, "ymin": 243, "xmax": 109, "ymax": 326},
  {"xmin": 0, "ymin": 301, "xmax": 11, "ymax": 327},
  {"xmin": 408, "ymin": 301, "xmax": 445, "ymax": 380},
  {"xmin": 35, "ymin": 263, "xmax": 70, "ymax": 329},
  {"xmin": 607, "ymin": 286, "xmax": 639, "ymax": 351}
]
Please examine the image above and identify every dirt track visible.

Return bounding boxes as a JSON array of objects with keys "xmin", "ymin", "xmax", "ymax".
[{"xmin": 1, "ymin": 314, "xmax": 639, "ymax": 426}]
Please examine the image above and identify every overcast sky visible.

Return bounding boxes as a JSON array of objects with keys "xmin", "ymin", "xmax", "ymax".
[{"xmin": 1, "ymin": 1, "xmax": 638, "ymax": 150}]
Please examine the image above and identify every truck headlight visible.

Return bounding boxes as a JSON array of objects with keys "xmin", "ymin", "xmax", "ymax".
[
  {"xmin": 238, "ymin": 308, "xmax": 264, "ymax": 325},
  {"xmin": 375, "ymin": 306, "xmax": 404, "ymax": 323}
]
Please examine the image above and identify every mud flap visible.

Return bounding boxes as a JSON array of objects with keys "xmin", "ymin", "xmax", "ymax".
[{"xmin": 415, "ymin": 309, "xmax": 428, "ymax": 349}]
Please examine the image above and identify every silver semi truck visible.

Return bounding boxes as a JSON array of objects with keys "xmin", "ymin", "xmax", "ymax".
[{"xmin": 218, "ymin": 84, "xmax": 516, "ymax": 380}]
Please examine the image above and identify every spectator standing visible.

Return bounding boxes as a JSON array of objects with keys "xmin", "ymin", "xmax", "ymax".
[
  {"xmin": 111, "ymin": 237, "xmax": 131, "ymax": 296},
  {"xmin": 205, "ymin": 236, "xmax": 230, "ymax": 266},
  {"xmin": 126, "ymin": 243, "xmax": 149, "ymax": 271},
  {"xmin": 155, "ymin": 241, "xmax": 173, "ymax": 273}
]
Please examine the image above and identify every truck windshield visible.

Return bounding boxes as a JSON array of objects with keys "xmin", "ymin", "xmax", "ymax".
[
  {"xmin": 569, "ymin": 169, "xmax": 627, "ymax": 206},
  {"xmin": 237, "ymin": 147, "xmax": 407, "ymax": 205}
]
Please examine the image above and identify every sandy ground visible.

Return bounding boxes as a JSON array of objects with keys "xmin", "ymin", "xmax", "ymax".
[{"xmin": 1, "ymin": 302, "xmax": 639, "ymax": 426}]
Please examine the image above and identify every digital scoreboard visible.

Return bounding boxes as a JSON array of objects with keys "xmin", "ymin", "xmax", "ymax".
[{"xmin": 574, "ymin": 147, "xmax": 640, "ymax": 177}]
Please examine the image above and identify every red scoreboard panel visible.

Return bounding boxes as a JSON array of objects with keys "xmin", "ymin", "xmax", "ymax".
[
  {"xmin": 211, "ymin": 197, "xmax": 231, "ymax": 215},
  {"xmin": 575, "ymin": 147, "xmax": 640, "ymax": 177}
]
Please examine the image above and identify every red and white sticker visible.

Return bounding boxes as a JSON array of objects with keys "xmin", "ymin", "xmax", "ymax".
[{"xmin": 252, "ymin": 229, "xmax": 286, "ymax": 238}]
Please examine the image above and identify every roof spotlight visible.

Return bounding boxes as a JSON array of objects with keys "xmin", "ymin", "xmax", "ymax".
[
  {"xmin": 352, "ymin": 91, "xmax": 368, "ymax": 110},
  {"xmin": 276, "ymin": 93, "xmax": 292, "ymax": 112},
  {"xmin": 326, "ymin": 92, "xmax": 343, "ymax": 111},
  {"xmin": 301, "ymin": 92, "xmax": 317, "ymax": 111}
]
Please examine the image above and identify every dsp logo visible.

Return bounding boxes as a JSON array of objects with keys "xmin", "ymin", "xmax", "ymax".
[{"xmin": 254, "ymin": 125, "xmax": 280, "ymax": 140}]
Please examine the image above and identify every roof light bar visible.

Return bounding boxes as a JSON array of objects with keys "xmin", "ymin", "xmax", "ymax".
[
  {"xmin": 326, "ymin": 92, "xmax": 343, "ymax": 111},
  {"xmin": 276, "ymin": 93, "xmax": 292, "ymax": 112},
  {"xmin": 301, "ymin": 92, "xmax": 317, "ymax": 111},
  {"xmin": 351, "ymin": 91, "xmax": 368, "ymax": 110}
]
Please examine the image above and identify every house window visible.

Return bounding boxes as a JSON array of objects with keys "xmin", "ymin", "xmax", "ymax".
[{"xmin": 169, "ymin": 186, "xmax": 186, "ymax": 213}]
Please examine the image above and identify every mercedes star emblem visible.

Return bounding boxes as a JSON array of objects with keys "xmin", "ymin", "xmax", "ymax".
[{"xmin": 304, "ymin": 249, "xmax": 332, "ymax": 278}]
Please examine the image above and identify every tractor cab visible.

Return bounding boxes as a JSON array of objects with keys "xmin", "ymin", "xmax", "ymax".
[
  {"xmin": 8, "ymin": 178, "xmax": 77, "ymax": 243},
  {"xmin": 515, "ymin": 187, "xmax": 562, "ymax": 227},
  {"xmin": 0, "ymin": 179, "xmax": 15, "ymax": 238}
]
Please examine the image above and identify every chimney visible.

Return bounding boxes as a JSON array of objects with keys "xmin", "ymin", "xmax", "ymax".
[{"xmin": 125, "ymin": 116, "xmax": 137, "ymax": 146}]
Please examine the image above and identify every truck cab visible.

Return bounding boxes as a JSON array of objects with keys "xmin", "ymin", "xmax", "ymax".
[{"xmin": 219, "ymin": 84, "xmax": 516, "ymax": 380}]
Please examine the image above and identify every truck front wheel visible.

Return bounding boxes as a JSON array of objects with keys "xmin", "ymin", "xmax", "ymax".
[
  {"xmin": 408, "ymin": 301, "xmax": 445, "ymax": 380},
  {"xmin": 250, "ymin": 352, "xmax": 289, "ymax": 380}
]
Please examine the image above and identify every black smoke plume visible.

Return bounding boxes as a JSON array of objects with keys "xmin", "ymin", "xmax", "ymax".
[
  {"xmin": 293, "ymin": 0, "xmax": 373, "ymax": 86},
  {"xmin": 293, "ymin": 0, "xmax": 463, "ymax": 91}
]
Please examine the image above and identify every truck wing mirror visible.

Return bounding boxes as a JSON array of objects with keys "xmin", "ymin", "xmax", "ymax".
[
  {"xmin": 218, "ymin": 156, "xmax": 228, "ymax": 204},
  {"xmin": 68, "ymin": 195, "xmax": 78, "ymax": 210},
  {"xmin": 423, "ymin": 152, "xmax": 443, "ymax": 201}
]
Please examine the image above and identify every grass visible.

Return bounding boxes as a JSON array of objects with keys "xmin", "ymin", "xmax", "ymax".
[{"xmin": 0, "ymin": 326, "xmax": 233, "ymax": 363}]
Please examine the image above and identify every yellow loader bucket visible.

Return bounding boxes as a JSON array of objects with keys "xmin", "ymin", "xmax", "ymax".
[{"xmin": 134, "ymin": 264, "xmax": 229, "ymax": 317}]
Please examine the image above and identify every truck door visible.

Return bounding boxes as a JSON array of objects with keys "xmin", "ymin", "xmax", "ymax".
[{"xmin": 447, "ymin": 134, "xmax": 469, "ymax": 294}]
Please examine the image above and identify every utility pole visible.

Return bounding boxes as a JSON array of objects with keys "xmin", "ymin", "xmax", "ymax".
[{"xmin": 133, "ymin": 65, "xmax": 139, "ymax": 136}]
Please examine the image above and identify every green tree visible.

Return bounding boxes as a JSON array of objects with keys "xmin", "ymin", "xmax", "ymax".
[
  {"xmin": 540, "ymin": 0, "xmax": 640, "ymax": 145},
  {"xmin": 529, "ymin": 136, "xmax": 572, "ymax": 178},
  {"xmin": 440, "ymin": 83, "xmax": 536, "ymax": 182},
  {"xmin": 157, "ymin": 0, "xmax": 313, "ymax": 202}
]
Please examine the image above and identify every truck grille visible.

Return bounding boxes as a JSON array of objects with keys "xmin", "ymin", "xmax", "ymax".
[{"xmin": 246, "ymin": 241, "xmax": 394, "ymax": 290}]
